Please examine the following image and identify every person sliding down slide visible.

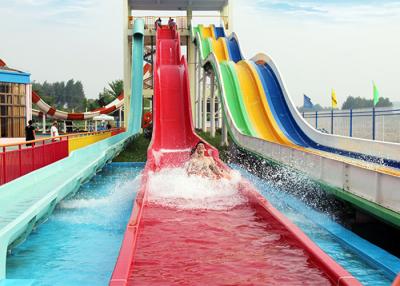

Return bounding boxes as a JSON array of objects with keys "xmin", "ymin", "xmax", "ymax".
[{"xmin": 186, "ymin": 142, "xmax": 231, "ymax": 179}]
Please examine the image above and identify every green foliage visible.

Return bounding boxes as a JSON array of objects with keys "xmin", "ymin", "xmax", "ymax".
[
  {"xmin": 84, "ymin": 98, "xmax": 100, "ymax": 111},
  {"xmin": 98, "ymin": 80, "xmax": 123, "ymax": 106},
  {"xmin": 298, "ymin": 104, "xmax": 331, "ymax": 112},
  {"xmin": 342, "ymin": 96, "xmax": 393, "ymax": 109},
  {"xmin": 33, "ymin": 79, "xmax": 124, "ymax": 113},
  {"xmin": 113, "ymin": 134, "xmax": 150, "ymax": 162},
  {"xmin": 33, "ymin": 79, "xmax": 86, "ymax": 112},
  {"xmin": 113, "ymin": 129, "xmax": 232, "ymax": 163}
]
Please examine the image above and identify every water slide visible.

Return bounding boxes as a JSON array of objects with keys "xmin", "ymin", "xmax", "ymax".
[
  {"xmin": 0, "ymin": 19, "xmax": 145, "ymax": 281},
  {"xmin": 32, "ymin": 90, "xmax": 124, "ymax": 121},
  {"xmin": 193, "ymin": 25, "xmax": 400, "ymax": 225},
  {"xmin": 110, "ymin": 26, "xmax": 360, "ymax": 285},
  {"xmin": 196, "ymin": 24, "xmax": 400, "ymax": 168},
  {"xmin": 31, "ymin": 62, "xmax": 151, "ymax": 121}
]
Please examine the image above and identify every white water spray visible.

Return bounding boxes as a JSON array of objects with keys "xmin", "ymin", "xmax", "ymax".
[{"xmin": 148, "ymin": 168, "xmax": 246, "ymax": 210}]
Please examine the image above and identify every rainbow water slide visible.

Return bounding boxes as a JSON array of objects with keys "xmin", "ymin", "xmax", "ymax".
[
  {"xmin": 195, "ymin": 24, "xmax": 400, "ymax": 168},
  {"xmin": 110, "ymin": 26, "xmax": 360, "ymax": 285},
  {"xmin": 192, "ymin": 24, "xmax": 400, "ymax": 226},
  {"xmin": 0, "ymin": 19, "xmax": 145, "ymax": 281}
]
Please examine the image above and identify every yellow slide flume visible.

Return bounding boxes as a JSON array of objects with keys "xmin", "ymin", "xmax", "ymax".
[
  {"xmin": 210, "ymin": 38, "xmax": 230, "ymax": 62},
  {"xmin": 234, "ymin": 60, "xmax": 294, "ymax": 146},
  {"xmin": 199, "ymin": 25, "xmax": 215, "ymax": 39}
]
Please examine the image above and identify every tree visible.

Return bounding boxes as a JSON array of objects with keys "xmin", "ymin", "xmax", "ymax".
[
  {"xmin": 32, "ymin": 79, "xmax": 86, "ymax": 112},
  {"xmin": 342, "ymin": 96, "xmax": 392, "ymax": 109},
  {"xmin": 298, "ymin": 104, "xmax": 330, "ymax": 112},
  {"xmin": 97, "ymin": 80, "xmax": 123, "ymax": 106},
  {"xmin": 84, "ymin": 98, "xmax": 100, "ymax": 111}
]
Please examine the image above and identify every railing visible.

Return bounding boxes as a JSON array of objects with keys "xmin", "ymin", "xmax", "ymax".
[
  {"xmin": 0, "ymin": 137, "xmax": 69, "ymax": 185},
  {"xmin": 0, "ymin": 128, "xmax": 125, "ymax": 186},
  {"xmin": 302, "ymin": 107, "xmax": 400, "ymax": 143},
  {"xmin": 128, "ymin": 15, "xmax": 228, "ymax": 31},
  {"xmin": 68, "ymin": 130, "xmax": 112, "ymax": 153}
]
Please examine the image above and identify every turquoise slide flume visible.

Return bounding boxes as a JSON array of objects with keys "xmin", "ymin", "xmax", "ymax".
[{"xmin": 0, "ymin": 19, "xmax": 145, "ymax": 282}]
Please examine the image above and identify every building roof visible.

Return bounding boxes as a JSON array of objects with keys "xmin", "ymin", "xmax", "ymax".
[
  {"xmin": 129, "ymin": 0, "xmax": 228, "ymax": 11},
  {"xmin": 0, "ymin": 59, "xmax": 30, "ymax": 84}
]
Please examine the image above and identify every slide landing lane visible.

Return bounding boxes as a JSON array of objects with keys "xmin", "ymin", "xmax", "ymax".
[
  {"xmin": 128, "ymin": 203, "xmax": 336, "ymax": 285},
  {"xmin": 112, "ymin": 25, "xmax": 360, "ymax": 286}
]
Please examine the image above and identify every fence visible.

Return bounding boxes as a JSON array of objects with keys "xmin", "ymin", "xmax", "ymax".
[
  {"xmin": 68, "ymin": 131, "xmax": 111, "ymax": 153},
  {"xmin": 302, "ymin": 107, "xmax": 400, "ymax": 143},
  {"xmin": 0, "ymin": 128, "xmax": 125, "ymax": 185}
]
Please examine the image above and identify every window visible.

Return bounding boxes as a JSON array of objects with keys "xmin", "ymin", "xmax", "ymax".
[{"xmin": 0, "ymin": 82, "xmax": 27, "ymax": 137}]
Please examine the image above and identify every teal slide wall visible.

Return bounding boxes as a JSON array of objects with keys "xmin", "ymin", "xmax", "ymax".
[{"xmin": 0, "ymin": 19, "xmax": 145, "ymax": 281}]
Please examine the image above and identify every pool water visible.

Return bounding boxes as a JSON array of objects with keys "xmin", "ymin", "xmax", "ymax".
[
  {"xmin": 4, "ymin": 163, "xmax": 397, "ymax": 286},
  {"xmin": 6, "ymin": 163, "xmax": 143, "ymax": 286},
  {"xmin": 233, "ymin": 164, "xmax": 394, "ymax": 286}
]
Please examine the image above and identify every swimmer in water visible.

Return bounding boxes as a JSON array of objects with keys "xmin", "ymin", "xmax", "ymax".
[{"xmin": 186, "ymin": 141, "xmax": 231, "ymax": 179}]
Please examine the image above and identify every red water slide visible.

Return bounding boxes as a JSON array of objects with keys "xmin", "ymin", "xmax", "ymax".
[{"xmin": 110, "ymin": 27, "xmax": 361, "ymax": 286}]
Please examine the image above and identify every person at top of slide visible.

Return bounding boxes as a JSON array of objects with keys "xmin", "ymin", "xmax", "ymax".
[
  {"xmin": 168, "ymin": 17, "xmax": 176, "ymax": 30},
  {"xmin": 154, "ymin": 17, "xmax": 162, "ymax": 30},
  {"xmin": 186, "ymin": 141, "xmax": 230, "ymax": 179}
]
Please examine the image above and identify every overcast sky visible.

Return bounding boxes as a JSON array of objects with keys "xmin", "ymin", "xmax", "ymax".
[{"xmin": 1, "ymin": 0, "xmax": 400, "ymax": 107}]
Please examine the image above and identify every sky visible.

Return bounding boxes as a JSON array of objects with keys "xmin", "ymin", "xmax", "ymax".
[{"xmin": 1, "ymin": 0, "xmax": 400, "ymax": 107}]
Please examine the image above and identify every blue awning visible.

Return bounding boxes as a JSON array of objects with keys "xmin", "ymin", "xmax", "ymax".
[{"xmin": 0, "ymin": 69, "xmax": 31, "ymax": 84}]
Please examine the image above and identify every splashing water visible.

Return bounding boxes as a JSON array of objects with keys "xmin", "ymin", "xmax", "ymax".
[
  {"xmin": 6, "ymin": 164, "xmax": 144, "ymax": 286},
  {"xmin": 56, "ymin": 175, "xmax": 142, "ymax": 227},
  {"xmin": 148, "ymin": 167, "xmax": 246, "ymax": 210}
]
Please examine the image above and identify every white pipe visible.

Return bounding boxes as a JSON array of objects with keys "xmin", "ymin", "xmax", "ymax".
[
  {"xmin": 119, "ymin": 108, "xmax": 122, "ymax": 128},
  {"xmin": 202, "ymin": 70, "xmax": 207, "ymax": 132},
  {"xmin": 221, "ymin": 115, "xmax": 228, "ymax": 146},
  {"xmin": 210, "ymin": 72, "xmax": 215, "ymax": 138},
  {"xmin": 42, "ymin": 114, "xmax": 46, "ymax": 134},
  {"xmin": 196, "ymin": 51, "xmax": 202, "ymax": 129}
]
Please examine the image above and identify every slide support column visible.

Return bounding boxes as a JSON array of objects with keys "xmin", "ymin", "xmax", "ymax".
[
  {"xmin": 210, "ymin": 72, "xmax": 216, "ymax": 138},
  {"xmin": 42, "ymin": 114, "xmax": 46, "ymax": 134},
  {"xmin": 202, "ymin": 70, "xmax": 207, "ymax": 132},
  {"xmin": 196, "ymin": 50, "xmax": 201, "ymax": 129},
  {"xmin": 221, "ymin": 115, "xmax": 229, "ymax": 146},
  {"xmin": 119, "ymin": 108, "xmax": 122, "ymax": 128},
  {"xmin": 218, "ymin": 92, "xmax": 222, "ymax": 129}
]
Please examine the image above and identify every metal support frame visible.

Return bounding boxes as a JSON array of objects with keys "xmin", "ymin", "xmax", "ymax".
[
  {"xmin": 119, "ymin": 108, "xmax": 122, "ymax": 128},
  {"xmin": 315, "ymin": 111, "xmax": 318, "ymax": 129},
  {"xmin": 42, "ymin": 114, "xmax": 46, "ymax": 134},
  {"xmin": 210, "ymin": 72, "xmax": 216, "ymax": 138},
  {"xmin": 372, "ymin": 107, "xmax": 376, "ymax": 140},
  {"xmin": 349, "ymin": 109, "xmax": 353, "ymax": 137},
  {"xmin": 196, "ymin": 49, "xmax": 201, "ymax": 129},
  {"xmin": 221, "ymin": 114, "xmax": 229, "ymax": 146},
  {"xmin": 151, "ymin": 36, "xmax": 154, "ymax": 88},
  {"xmin": 202, "ymin": 69, "xmax": 207, "ymax": 132}
]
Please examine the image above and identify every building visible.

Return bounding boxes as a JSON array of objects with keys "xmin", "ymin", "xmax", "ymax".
[{"xmin": 0, "ymin": 59, "xmax": 32, "ymax": 138}]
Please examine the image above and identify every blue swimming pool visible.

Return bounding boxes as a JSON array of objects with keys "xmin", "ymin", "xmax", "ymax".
[
  {"xmin": 233, "ymin": 164, "xmax": 399, "ymax": 286},
  {"xmin": 5, "ymin": 163, "xmax": 144, "ymax": 286},
  {"xmin": 4, "ymin": 162, "xmax": 399, "ymax": 286}
]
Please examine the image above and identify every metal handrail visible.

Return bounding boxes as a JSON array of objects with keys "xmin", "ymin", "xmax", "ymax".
[{"xmin": 128, "ymin": 15, "xmax": 228, "ymax": 30}]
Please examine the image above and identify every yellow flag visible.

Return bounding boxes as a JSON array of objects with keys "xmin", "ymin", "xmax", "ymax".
[{"xmin": 331, "ymin": 88, "xmax": 338, "ymax": 109}]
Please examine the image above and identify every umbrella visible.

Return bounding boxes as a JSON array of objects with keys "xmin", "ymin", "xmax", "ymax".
[{"xmin": 93, "ymin": 114, "xmax": 114, "ymax": 121}]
